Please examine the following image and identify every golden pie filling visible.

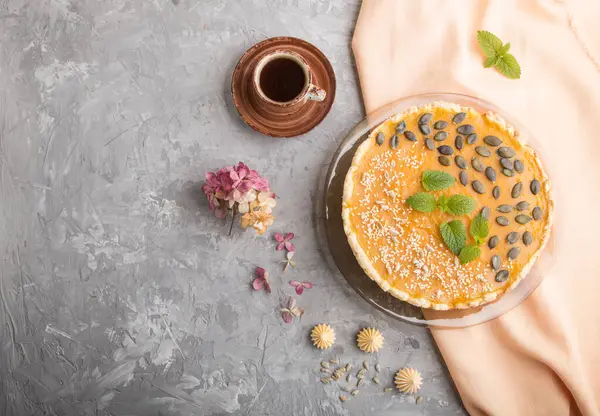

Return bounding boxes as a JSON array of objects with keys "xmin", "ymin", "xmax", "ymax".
[{"xmin": 342, "ymin": 102, "xmax": 553, "ymax": 310}]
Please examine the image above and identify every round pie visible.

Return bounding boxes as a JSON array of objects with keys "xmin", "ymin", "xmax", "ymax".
[{"xmin": 342, "ymin": 101, "xmax": 553, "ymax": 310}]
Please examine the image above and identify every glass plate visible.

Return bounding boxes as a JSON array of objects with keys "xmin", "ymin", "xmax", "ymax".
[{"xmin": 316, "ymin": 93, "xmax": 555, "ymax": 328}]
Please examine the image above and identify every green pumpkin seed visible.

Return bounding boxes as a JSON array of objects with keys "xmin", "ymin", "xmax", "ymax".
[
  {"xmin": 384, "ymin": 387, "xmax": 394, "ymax": 393},
  {"xmin": 330, "ymin": 358, "xmax": 339, "ymax": 364},
  {"xmin": 493, "ymin": 186, "xmax": 501, "ymax": 199},
  {"xmin": 530, "ymin": 179, "xmax": 541, "ymax": 195},
  {"xmin": 425, "ymin": 138, "xmax": 435, "ymax": 150},
  {"xmin": 375, "ymin": 364, "xmax": 381, "ymax": 372},
  {"xmin": 500, "ymin": 158, "xmax": 514, "ymax": 170},
  {"xmin": 347, "ymin": 374, "xmax": 353, "ymax": 383},
  {"xmin": 455, "ymin": 135, "xmax": 464, "ymax": 150},
  {"xmin": 320, "ymin": 368, "xmax": 330, "ymax": 373},
  {"xmin": 390, "ymin": 134, "xmax": 399, "ymax": 149},
  {"xmin": 395, "ymin": 120, "xmax": 406, "ymax": 135},
  {"xmin": 511, "ymin": 182, "xmax": 523, "ymax": 198},
  {"xmin": 488, "ymin": 235, "xmax": 499, "ymax": 249},
  {"xmin": 502, "ymin": 168, "xmax": 515, "ymax": 177},
  {"xmin": 453, "ymin": 112, "xmax": 466, "ymax": 124},
  {"xmin": 496, "ymin": 216, "xmax": 510, "ymax": 226},
  {"xmin": 404, "ymin": 131, "xmax": 416, "ymax": 142},
  {"xmin": 508, "ymin": 247, "xmax": 521, "ymax": 260},
  {"xmin": 372, "ymin": 376, "xmax": 380, "ymax": 384},
  {"xmin": 472, "ymin": 180, "xmax": 485, "ymax": 194},
  {"xmin": 475, "ymin": 146, "xmax": 491, "ymax": 157},
  {"xmin": 495, "ymin": 269, "xmax": 509, "ymax": 282},
  {"xmin": 532, "ymin": 206, "xmax": 542, "ymax": 220},
  {"xmin": 484, "ymin": 135, "xmax": 503, "ymax": 146},
  {"xmin": 321, "ymin": 361, "xmax": 330, "ymax": 369},
  {"xmin": 481, "ymin": 206, "xmax": 490, "ymax": 220},
  {"xmin": 321, "ymin": 377, "xmax": 331, "ymax": 384},
  {"xmin": 434, "ymin": 131, "xmax": 449, "ymax": 141},
  {"xmin": 358, "ymin": 368, "xmax": 366, "ymax": 376},
  {"xmin": 438, "ymin": 145, "xmax": 453, "ymax": 155},
  {"xmin": 471, "ymin": 157, "xmax": 485, "ymax": 172},
  {"xmin": 455, "ymin": 155, "xmax": 467, "ymax": 169},
  {"xmin": 416, "ymin": 396, "xmax": 424, "ymax": 404},
  {"xmin": 515, "ymin": 214, "xmax": 531, "ymax": 225},
  {"xmin": 523, "ymin": 231, "xmax": 533, "ymax": 246},
  {"xmin": 485, "ymin": 166, "xmax": 497, "ymax": 182},
  {"xmin": 419, "ymin": 113, "xmax": 433, "ymax": 124},
  {"xmin": 434, "ymin": 120, "xmax": 448, "ymax": 130},
  {"xmin": 497, "ymin": 146, "xmax": 516, "ymax": 158},
  {"xmin": 419, "ymin": 124, "xmax": 432, "ymax": 135},
  {"xmin": 491, "ymin": 254, "xmax": 501, "ymax": 270},
  {"xmin": 376, "ymin": 132, "xmax": 384, "ymax": 145},
  {"xmin": 459, "ymin": 170, "xmax": 468, "ymax": 186},
  {"xmin": 363, "ymin": 361, "xmax": 369, "ymax": 371},
  {"xmin": 351, "ymin": 389, "xmax": 359, "ymax": 396},
  {"xmin": 345, "ymin": 363, "xmax": 352, "ymax": 372},
  {"xmin": 438, "ymin": 156, "xmax": 451, "ymax": 166},
  {"xmin": 497, "ymin": 204, "xmax": 513, "ymax": 213},
  {"xmin": 514, "ymin": 159, "xmax": 524, "ymax": 173},
  {"xmin": 457, "ymin": 124, "xmax": 475, "ymax": 135},
  {"xmin": 357, "ymin": 379, "xmax": 364, "ymax": 387},
  {"xmin": 506, "ymin": 232, "xmax": 520, "ymax": 244},
  {"xmin": 466, "ymin": 133, "xmax": 478, "ymax": 144}
]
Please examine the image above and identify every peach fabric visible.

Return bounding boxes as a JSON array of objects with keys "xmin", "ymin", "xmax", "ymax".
[{"xmin": 352, "ymin": 1, "xmax": 600, "ymax": 415}]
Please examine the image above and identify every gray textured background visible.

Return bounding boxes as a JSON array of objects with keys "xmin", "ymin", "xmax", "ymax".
[{"xmin": 0, "ymin": 1, "xmax": 465, "ymax": 415}]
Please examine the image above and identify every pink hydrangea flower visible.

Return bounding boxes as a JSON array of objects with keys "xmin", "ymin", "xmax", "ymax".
[
  {"xmin": 252, "ymin": 267, "xmax": 271, "ymax": 293},
  {"xmin": 280, "ymin": 296, "xmax": 304, "ymax": 324},
  {"xmin": 274, "ymin": 232, "xmax": 295, "ymax": 252},
  {"xmin": 289, "ymin": 280, "xmax": 313, "ymax": 295}
]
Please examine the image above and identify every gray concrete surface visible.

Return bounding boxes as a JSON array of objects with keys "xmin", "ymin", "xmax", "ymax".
[{"xmin": 0, "ymin": 1, "xmax": 465, "ymax": 415}]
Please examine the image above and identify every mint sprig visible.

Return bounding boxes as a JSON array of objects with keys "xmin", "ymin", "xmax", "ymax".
[
  {"xmin": 457, "ymin": 213, "xmax": 490, "ymax": 264},
  {"xmin": 477, "ymin": 30, "xmax": 521, "ymax": 79}
]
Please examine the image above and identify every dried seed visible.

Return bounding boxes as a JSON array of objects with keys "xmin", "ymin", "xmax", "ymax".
[
  {"xmin": 497, "ymin": 146, "xmax": 516, "ymax": 158},
  {"xmin": 434, "ymin": 131, "xmax": 449, "ymax": 141},
  {"xmin": 320, "ymin": 368, "xmax": 330, "ymax": 373},
  {"xmin": 472, "ymin": 180, "xmax": 485, "ymax": 194},
  {"xmin": 434, "ymin": 120, "xmax": 448, "ymax": 130},
  {"xmin": 363, "ymin": 361, "xmax": 369, "ymax": 371},
  {"xmin": 523, "ymin": 231, "xmax": 533, "ymax": 246},
  {"xmin": 471, "ymin": 157, "xmax": 485, "ymax": 172},
  {"xmin": 508, "ymin": 247, "xmax": 521, "ymax": 260},
  {"xmin": 485, "ymin": 166, "xmax": 497, "ymax": 182},
  {"xmin": 493, "ymin": 186, "xmax": 501, "ymax": 199},
  {"xmin": 488, "ymin": 235, "xmax": 499, "ymax": 249},
  {"xmin": 506, "ymin": 232, "xmax": 520, "ymax": 244},
  {"xmin": 419, "ymin": 124, "xmax": 432, "ymax": 135},
  {"xmin": 321, "ymin": 361, "xmax": 330, "ymax": 369},
  {"xmin": 351, "ymin": 389, "xmax": 359, "ymax": 396},
  {"xmin": 453, "ymin": 112, "xmax": 466, "ymax": 124},
  {"xmin": 376, "ymin": 132, "xmax": 384, "ymax": 145},
  {"xmin": 342, "ymin": 385, "xmax": 353, "ymax": 393},
  {"xmin": 438, "ymin": 145, "xmax": 453, "ymax": 155},
  {"xmin": 416, "ymin": 396, "xmax": 424, "ymax": 404},
  {"xmin": 455, "ymin": 135, "xmax": 464, "ymax": 150},
  {"xmin": 459, "ymin": 170, "xmax": 468, "ymax": 186},
  {"xmin": 332, "ymin": 373, "xmax": 340, "ymax": 381},
  {"xmin": 496, "ymin": 216, "xmax": 510, "ymax": 226},
  {"xmin": 438, "ymin": 155, "xmax": 451, "ymax": 166},
  {"xmin": 347, "ymin": 374, "xmax": 353, "ymax": 383},
  {"xmin": 495, "ymin": 269, "xmax": 509, "ymax": 282},
  {"xmin": 515, "ymin": 214, "xmax": 531, "ymax": 225},
  {"xmin": 419, "ymin": 113, "xmax": 433, "ymax": 124},
  {"xmin": 531, "ymin": 179, "xmax": 541, "ymax": 195},
  {"xmin": 375, "ymin": 364, "xmax": 381, "ymax": 373},
  {"xmin": 404, "ymin": 131, "xmax": 417, "ymax": 142},
  {"xmin": 321, "ymin": 377, "xmax": 331, "ymax": 384},
  {"xmin": 511, "ymin": 182, "xmax": 523, "ymax": 198},
  {"xmin": 372, "ymin": 376, "xmax": 380, "ymax": 384},
  {"xmin": 384, "ymin": 387, "xmax": 394, "ymax": 393},
  {"xmin": 475, "ymin": 146, "xmax": 491, "ymax": 157},
  {"xmin": 339, "ymin": 395, "xmax": 348, "ymax": 402},
  {"xmin": 484, "ymin": 135, "xmax": 502, "ymax": 146},
  {"xmin": 357, "ymin": 379, "xmax": 364, "ymax": 387},
  {"xmin": 502, "ymin": 168, "xmax": 515, "ymax": 177},
  {"xmin": 532, "ymin": 206, "xmax": 542, "ymax": 220},
  {"xmin": 466, "ymin": 133, "xmax": 478, "ymax": 144},
  {"xmin": 330, "ymin": 359, "xmax": 339, "ymax": 364},
  {"xmin": 491, "ymin": 254, "xmax": 501, "ymax": 270},
  {"xmin": 500, "ymin": 158, "xmax": 514, "ymax": 170},
  {"xmin": 395, "ymin": 120, "xmax": 406, "ymax": 135},
  {"xmin": 457, "ymin": 124, "xmax": 475, "ymax": 135},
  {"xmin": 345, "ymin": 363, "xmax": 352, "ymax": 372},
  {"xmin": 425, "ymin": 138, "xmax": 435, "ymax": 150},
  {"xmin": 514, "ymin": 159, "xmax": 524, "ymax": 173},
  {"xmin": 481, "ymin": 206, "xmax": 490, "ymax": 220},
  {"xmin": 516, "ymin": 201, "xmax": 530, "ymax": 212},
  {"xmin": 390, "ymin": 134, "xmax": 399, "ymax": 149},
  {"xmin": 497, "ymin": 204, "xmax": 513, "ymax": 213}
]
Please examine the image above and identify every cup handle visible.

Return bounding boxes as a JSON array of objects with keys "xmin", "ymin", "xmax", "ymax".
[{"xmin": 306, "ymin": 84, "xmax": 327, "ymax": 102}]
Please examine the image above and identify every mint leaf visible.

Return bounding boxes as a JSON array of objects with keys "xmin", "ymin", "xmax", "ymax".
[
  {"xmin": 440, "ymin": 220, "xmax": 467, "ymax": 255},
  {"xmin": 498, "ymin": 42, "xmax": 511, "ymax": 56},
  {"xmin": 495, "ymin": 53, "xmax": 521, "ymax": 79},
  {"xmin": 406, "ymin": 192, "xmax": 437, "ymax": 213},
  {"xmin": 459, "ymin": 244, "xmax": 481, "ymax": 264},
  {"xmin": 470, "ymin": 213, "xmax": 489, "ymax": 244},
  {"xmin": 484, "ymin": 56, "xmax": 499, "ymax": 68},
  {"xmin": 437, "ymin": 194, "xmax": 448, "ymax": 212},
  {"xmin": 446, "ymin": 195, "xmax": 476, "ymax": 216},
  {"xmin": 422, "ymin": 170, "xmax": 455, "ymax": 191},
  {"xmin": 477, "ymin": 30, "xmax": 503, "ymax": 57}
]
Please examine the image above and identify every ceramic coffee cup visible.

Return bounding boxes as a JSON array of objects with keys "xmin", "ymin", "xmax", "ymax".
[{"xmin": 251, "ymin": 50, "xmax": 326, "ymax": 116}]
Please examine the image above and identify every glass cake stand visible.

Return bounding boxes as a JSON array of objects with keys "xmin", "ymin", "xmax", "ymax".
[{"xmin": 316, "ymin": 93, "xmax": 555, "ymax": 328}]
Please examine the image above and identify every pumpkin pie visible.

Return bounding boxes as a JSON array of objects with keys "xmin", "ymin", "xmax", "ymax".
[{"xmin": 342, "ymin": 101, "xmax": 553, "ymax": 310}]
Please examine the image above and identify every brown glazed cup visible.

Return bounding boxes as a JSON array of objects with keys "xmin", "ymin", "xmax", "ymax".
[{"xmin": 251, "ymin": 50, "xmax": 326, "ymax": 116}]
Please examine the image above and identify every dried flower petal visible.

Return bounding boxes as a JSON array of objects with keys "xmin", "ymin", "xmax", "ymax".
[
  {"xmin": 256, "ymin": 267, "xmax": 267, "ymax": 279},
  {"xmin": 274, "ymin": 233, "xmax": 284, "ymax": 242},
  {"xmin": 252, "ymin": 278, "xmax": 265, "ymax": 291},
  {"xmin": 284, "ymin": 241, "xmax": 295, "ymax": 252},
  {"xmin": 284, "ymin": 232, "xmax": 294, "ymax": 241},
  {"xmin": 281, "ymin": 311, "xmax": 293, "ymax": 324},
  {"xmin": 302, "ymin": 282, "xmax": 313, "ymax": 289}
]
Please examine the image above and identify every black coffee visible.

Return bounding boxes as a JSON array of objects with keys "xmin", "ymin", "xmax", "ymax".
[{"xmin": 259, "ymin": 57, "xmax": 306, "ymax": 102}]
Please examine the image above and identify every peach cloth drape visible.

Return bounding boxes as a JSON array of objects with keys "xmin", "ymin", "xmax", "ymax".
[{"xmin": 352, "ymin": 1, "xmax": 600, "ymax": 415}]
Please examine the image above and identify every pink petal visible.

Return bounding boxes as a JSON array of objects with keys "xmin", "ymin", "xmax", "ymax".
[
  {"xmin": 302, "ymin": 282, "xmax": 313, "ymax": 289},
  {"xmin": 284, "ymin": 242, "xmax": 295, "ymax": 252},
  {"xmin": 276, "ymin": 242, "xmax": 285, "ymax": 251},
  {"xmin": 295, "ymin": 285, "xmax": 304, "ymax": 295},
  {"xmin": 255, "ymin": 267, "xmax": 266, "ymax": 279},
  {"xmin": 281, "ymin": 311, "xmax": 292, "ymax": 324},
  {"xmin": 288, "ymin": 297, "xmax": 296, "ymax": 309},
  {"xmin": 252, "ymin": 278, "xmax": 264, "ymax": 291},
  {"xmin": 265, "ymin": 282, "xmax": 271, "ymax": 294},
  {"xmin": 289, "ymin": 280, "xmax": 301, "ymax": 287},
  {"xmin": 274, "ymin": 233, "xmax": 284, "ymax": 242},
  {"xmin": 284, "ymin": 232, "xmax": 295, "ymax": 241}
]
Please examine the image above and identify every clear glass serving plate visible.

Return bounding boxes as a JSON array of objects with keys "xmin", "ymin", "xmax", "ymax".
[{"xmin": 316, "ymin": 93, "xmax": 555, "ymax": 328}]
